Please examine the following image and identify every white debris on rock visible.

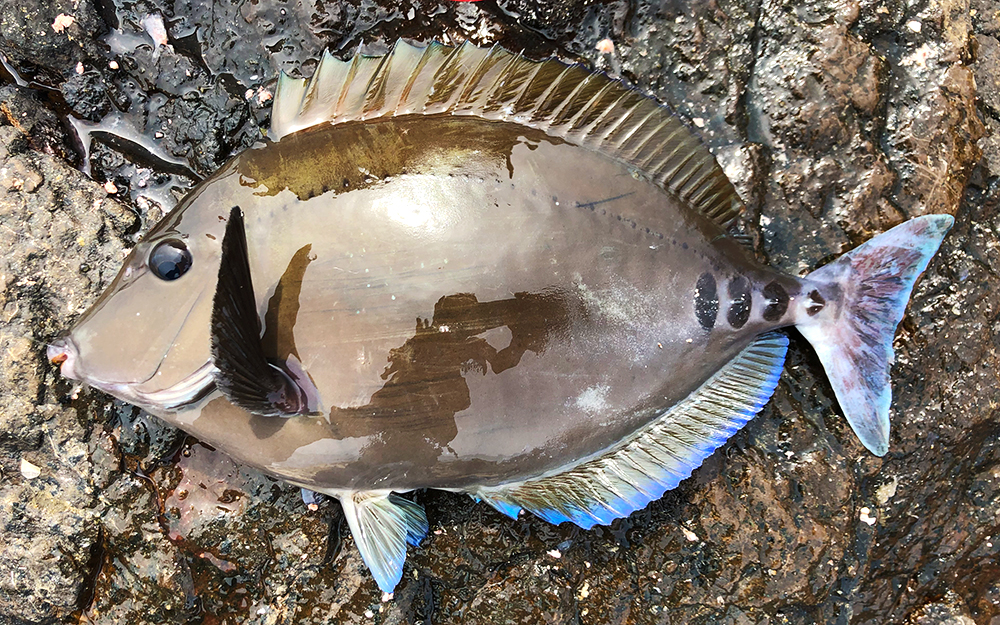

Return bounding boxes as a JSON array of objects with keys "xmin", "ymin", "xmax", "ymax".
[
  {"xmin": 859, "ymin": 507, "xmax": 877, "ymax": 526},
  {"xmin": 20, "ymin": 458, "xmax": 41, "ymax": 479},
  {"xmin": 51, "ymin": 14, "xmax": 74, "ymax": 33}
]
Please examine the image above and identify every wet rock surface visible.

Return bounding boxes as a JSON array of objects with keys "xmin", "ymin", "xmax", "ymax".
[{"xmin": 0, "ymin": 0, "xmax": 997, "ymax": 623}]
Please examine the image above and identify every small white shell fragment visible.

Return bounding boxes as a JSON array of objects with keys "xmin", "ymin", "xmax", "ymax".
[
  {"xmin": 141, "ymin": 14, "xmax": 169, "ymax": 47},
  {"xmin": 859, "ymin": 507, "xmax": 877, "ymax": 526},
  {"xmin": 104, "ymin": 180, "xmax": 118, "ymax": 194},
  {"xmin": 51, "ymin": 14, "xmax": 74, "ymax": 33},
  {"xmin": 692, "ymin": 117, "xmax": 706, "ymax": 128},
  {"xmin": 20, "ymin": 458, "xmax": 41, "ymax": 479},
  {"xmin": 596, "ymin": 38, "xmax": 615, "ymax": 54},
  {"xmin": 381, "ymin": 592, "xmax": 393, "ymax": 602},
  {"xmin": 75, "ymin": 62, "xmax": 84, "ymax": 75},
  {"xmin": 906, "ymin": 20, "xmax": 922, "ymax": 32},
  {"xmin": 681, "ymin": 526, "xmax": 699, "ymax": 542},
  {"xmin": 546, "ymin": 548, "xmax": 562, "ymax": 559}
]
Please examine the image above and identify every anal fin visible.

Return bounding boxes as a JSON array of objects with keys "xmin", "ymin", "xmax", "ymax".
[
  {"xmin": 211, "ymin": 206, "xmax": 309, "ymax": 417},
  {"xmin": 338, "ymin": 491, "xmax": 429, "ymax": 593},
  {"xmin": 475, "ymin": 332, "xmax": 789, "ymax": 529}
]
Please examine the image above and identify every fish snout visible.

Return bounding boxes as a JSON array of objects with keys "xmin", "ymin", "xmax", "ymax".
[{"xmin": 48, "ymin": 336, "xmax": 80, "ymax": 381}]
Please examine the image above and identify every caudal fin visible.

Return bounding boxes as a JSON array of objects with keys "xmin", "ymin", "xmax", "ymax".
[{"xmin": 796, "ymin": 215, "xmax": 954, "ymax": 456}]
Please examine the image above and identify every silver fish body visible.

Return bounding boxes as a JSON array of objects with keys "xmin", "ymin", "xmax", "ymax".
[
  {"xmin": 49, "ymin": 41, "xmax": 953, "ymax": 592},
  {"xmin": 101, "ymin": 116, "xmax": 800, "ymax": 490}
]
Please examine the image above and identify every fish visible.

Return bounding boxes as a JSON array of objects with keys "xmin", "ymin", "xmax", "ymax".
[{"xmin": 47, "ymin": 40, "xmax": 953, "ymax": 592}]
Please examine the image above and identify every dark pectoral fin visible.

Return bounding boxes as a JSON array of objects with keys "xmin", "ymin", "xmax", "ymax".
[{"xmin": 211, "ymin": 206, "xmax": 308, "ymax": 417}]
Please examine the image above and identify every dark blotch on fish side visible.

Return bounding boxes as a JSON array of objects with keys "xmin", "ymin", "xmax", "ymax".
[
  {"xmin": 249, "ymin": 413, "xmax": 288, "ymax": 439},
  {"xmin": 694, "ymin": 272, "xmax": 719, "ymax": 331},
  {"xmin": 762, "ymin": 281, "xmax": 790, "ymax": 322},
  {"xmin": 727, "ymin": 276, "xmax": 752, "ymax": 329}
]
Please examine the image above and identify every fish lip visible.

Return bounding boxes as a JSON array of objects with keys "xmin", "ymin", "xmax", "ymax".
[
  {"xmin": 64, "ymin": 361, "xmax": 218, "ymax": 414},
  {"xmin": 48, "ymin": 336, "xmax": 80, "ymax": 380}
]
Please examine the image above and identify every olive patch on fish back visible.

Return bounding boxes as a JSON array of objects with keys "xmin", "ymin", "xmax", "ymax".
[
  {"xmin": 694, "ymin": 273, "xmax": 719, "ymax": 331},
  {"xmin": 727, "ymin": 276, "xmax": 752, "ymax": 329}
]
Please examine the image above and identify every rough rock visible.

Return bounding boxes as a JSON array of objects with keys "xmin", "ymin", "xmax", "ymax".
[
  {"xmin": 61, "ymin": 71, "xmax": 112, "ymax": 122},
  {"xmin": 0, "ymin": 99, "xmax": 137, "ymax": 621},
  {"xmin": 0, "ymin": 0, "xmax": 106, "ymax": 83},
  {"xmin": 0, "ymin": 0, "xmax": 997, "ymax": 623}
]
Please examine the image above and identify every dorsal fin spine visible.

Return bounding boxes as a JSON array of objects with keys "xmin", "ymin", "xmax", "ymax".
[
  {"xmin": 507, "ymin": 61, "xmax": 545, "ymax": 115},
  {"xmin": 580, "ymin": 90, "xmax": 630, "ymax": 137},
  {"xmin": 628, "ymin": 118, "xmax": 675, "ymax": 163},
  {"xmin": 646, "ymin": 127, "xmax": 691, "ymax": 174},
  {"xmin": 527, "ymin": 65, "xmax": 572, "ymax": 125},
  {"xmin": 674, "ymin": 153, "xmax": 713, "ymax": 196},
  {"xmin": 429, "ymin": 44, "xmax": 474, "ymax": 111},
  {"xmin": 595, "ymin": 99, "xmax": 645, "ymax": 142},
  {"xmin": 548, "ymin": 73, "xmax": 597, "ymax": 125},
  {"xmin": 635, "ymin": 123, "xmax": 684, "ymax": 170},
  {"xmin": 660, "ymin": 149, "xmax": 700, "ymax": 193},
  {"xmin": 486, "ymin": 54, "xmax": 525, "ymax": 111},
  {"xmin": 455, "ymin": 43, "xmax": 500, "ymax": 112},
  {"xmin": 363, "ymin": 50, "xmax": 398, "ymax": 117},
  {"xmin": 302, "ymin": 51, "xmax": 333, "ymax": 120},
  {"xmin": 395, "ymin": 50, "xmax": 429, "ymax": 113},
  {"xmin": 565, "ymin": 81, "xmax": 616, "ymax": 135},
  {"xmin": 360, "ymin": 53, "xmax": 395, "ymax": 120},
  {"xmin": 691, "ymin": 179, "xmax": 723, "ymax": 209},
  {"xmin": 610, "ymin": 108, "xmax": 660, "ymax": 152},
  {"xmin": 333, "ymin": 54, "xmax": 363, "ymax": 121}
]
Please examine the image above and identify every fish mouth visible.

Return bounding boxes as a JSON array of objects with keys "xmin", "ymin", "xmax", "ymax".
[
  {"xmin": 48, "ymin": 336, "xmax": 81, "ymax": 381},
  {"xmin": 48, "ymin": 335, "xmax": 216, "ymax": 412}
]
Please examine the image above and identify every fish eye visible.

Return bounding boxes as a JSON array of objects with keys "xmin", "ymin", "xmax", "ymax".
[{"xmin": 149, "ymin": 239, "xmax": 193, "ymax": 281}]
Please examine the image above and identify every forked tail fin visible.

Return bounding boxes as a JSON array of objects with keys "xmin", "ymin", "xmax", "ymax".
[{"xmin": 796, "ymin": 215, "xmax": 954, "ymax": 456}]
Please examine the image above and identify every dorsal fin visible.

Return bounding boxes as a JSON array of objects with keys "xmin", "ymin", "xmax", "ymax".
[{"xmin": 271, "ymin": 40, "xmax": 745, "ymax": 229}]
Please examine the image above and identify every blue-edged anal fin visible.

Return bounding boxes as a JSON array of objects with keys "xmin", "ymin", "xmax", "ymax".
[
  {"xmin": 337, "ymin": 491, "xmax": 429, "ymax": 593},
  {"xmin": 210, "ymin": 206, "xmax": 310, "ymax": 417},
  {"xmin": 475, "ymin": 332, "xmax": 789, "ymax": 529}
]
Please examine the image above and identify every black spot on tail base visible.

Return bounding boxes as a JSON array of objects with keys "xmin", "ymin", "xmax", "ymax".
[
  {"xmin": 695, "ymin": 273, "xmax": 719, "ymax": 331},
  {"xmin": 806, "ymin": 290, "xmax": 825, "ymax": 316},
  {"xmin": 762, "ymin": 281, "xmax": 790, "ymax": 322},
  {"xmin": 727, "ymin": 276, "xmax": 752, "ymax": 328}
]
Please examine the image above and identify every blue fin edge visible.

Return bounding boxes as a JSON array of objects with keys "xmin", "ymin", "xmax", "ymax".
[
  {"xmin": 476, "ymin": 332, "xmax": 789, "ymax": 529},
  {"xmin": 335, "ymin": 490, "xmax": 428, "ymax": 593}
]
